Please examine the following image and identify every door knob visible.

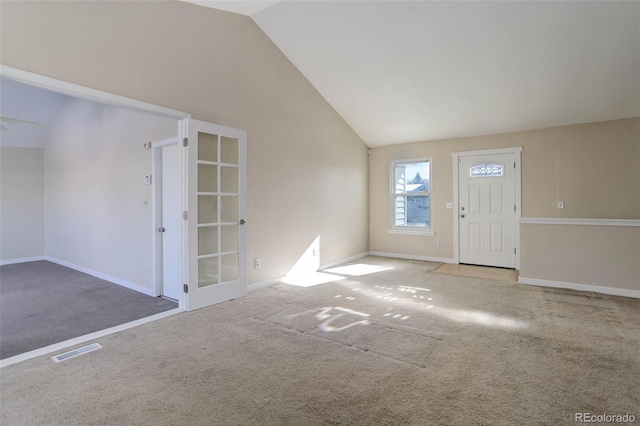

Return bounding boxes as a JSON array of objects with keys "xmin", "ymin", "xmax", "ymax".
[
  {"xmin": 460, "ymin": 206, "xmax": 465, "ymax": 211},
  {"xmin": 239, "ymin": 219, "xmax": 246, "ymax": 225},
  {"xmin": 158, "ymin": 227, "xmax": 166, "ymax": 233},
  {"xmin": 460, "ymin": 214, "xmax": 465, "ymax": 219}
]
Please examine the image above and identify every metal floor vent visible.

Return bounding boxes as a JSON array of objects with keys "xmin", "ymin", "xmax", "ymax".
[{"xmin": 52, "ymin": 343, "xmax": 102, "ymax": 363}]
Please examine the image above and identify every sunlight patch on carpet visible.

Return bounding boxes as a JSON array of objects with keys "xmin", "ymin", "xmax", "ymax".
[
  {"xmin": 324, "ymin": 263, "xmax": 393, "ymax": 276},
  {"xmin": 428, "ymin": 306, "xmax": 527, "ymax": 329},
  {"xmin": 283, "ymin": 271, "xmax": 346, "ymax": 287}
]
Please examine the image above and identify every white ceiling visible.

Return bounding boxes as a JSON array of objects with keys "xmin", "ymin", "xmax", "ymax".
[
  {"xmin": 0, "ymin": 79, "xmax": 68, "ymax": 148},
  {"xmin": 188, "ymin": 1, "xmax": 640, "ymax": 147}
]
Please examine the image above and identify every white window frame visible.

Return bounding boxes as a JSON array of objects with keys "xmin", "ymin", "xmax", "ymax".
[{"xmin": 389, "ymin": 157, "xmax": 434, "ymax": 236}]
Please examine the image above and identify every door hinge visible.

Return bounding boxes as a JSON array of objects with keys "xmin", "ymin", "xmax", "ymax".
[
  {"xmin": 514, "ymin": 204, "xmax": 516, "ymax": 212},
  {"xmin": 183, "ymin": 283, "xmax": 189, "ymax": 293},
  {"xmin": 183, "ymin": 137, "xmax": 188, "ymax": 147},
  {"xmin": 182, "ymin": 211, "xmax": 188, "ymax": 220},
  {"xmin": 514, "ymin": 162, "xmax": 516, "ymax": 169},
  {"xmin": 514, "ymin": 248, "xmax": 517, "ymax": 255}
]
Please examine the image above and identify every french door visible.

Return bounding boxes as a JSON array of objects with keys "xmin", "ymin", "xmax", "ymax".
[{"xmin": 186, "ymin": 119, "xmax": 247, "ymax": 311}]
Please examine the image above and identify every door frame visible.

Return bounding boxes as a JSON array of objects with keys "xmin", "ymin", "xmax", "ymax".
[
  {"xmin": 451, "ymin": 147, "xmax": 522, "ymax": 270},
  {"xmin": 151, "ymin": 137, "xmax": 180, "ymax": 299}
]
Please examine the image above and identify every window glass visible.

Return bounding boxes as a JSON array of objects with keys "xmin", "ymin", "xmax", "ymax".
[
  {"xmin": 392, "ymin": 160, "xmax": 430, "ymax": 228},
  {"xmin": 470, "ymin": 163, "xmax": 503, "ymax": 177}
]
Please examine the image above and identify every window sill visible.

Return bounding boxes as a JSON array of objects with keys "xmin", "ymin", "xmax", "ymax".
[{"xmin": 388, "ymin": 229, "xmax": 435, "ymax": 236}]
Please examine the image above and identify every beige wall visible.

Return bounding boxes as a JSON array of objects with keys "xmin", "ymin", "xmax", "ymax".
[
  {"xmin": 520, "ymin": 224, "xmax": 639, "ymax": 291},
  {"xmin": 45, "ymin": 98, "xmax": 177, "ymax": 289},
  {"xmin": 370, "ymin": 118, "xmax": 639, "ymax": 259},
  {"xmin": 0, "ymin": 147, "xmax": 45, "ymax": 261},
  {"xmin": 370, "ymin": 118, "xmax": 639, "ymax": 293},
  {"xmin": 0, "ymin": 1, "xmax": 369, "ymax": 284}
]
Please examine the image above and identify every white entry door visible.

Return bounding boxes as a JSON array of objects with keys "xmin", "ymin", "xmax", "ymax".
[
  {"xmin": 458, "ymin": 153, "xmax": 516, "ymax": 268},
  {"xmin": 186, "ymin": 119, "xmax": 247, "ymax": 311},
  {"xmin": 160, "ymin": 143, "xmax": 181, "ymax": 300}
]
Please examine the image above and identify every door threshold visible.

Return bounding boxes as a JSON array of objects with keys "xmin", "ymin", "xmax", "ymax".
[
  {"xmin": 459, "ymin": 263, "xmax": 516, "ymax": 270},
  {"xmin": 433, "ymin": 263, "xmax": 519, "ymax": 282}
]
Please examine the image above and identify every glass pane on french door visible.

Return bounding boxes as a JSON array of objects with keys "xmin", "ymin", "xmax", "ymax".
[{"xmin": 197, "ymin": 131, "xmax": 240, "ymax": 288}]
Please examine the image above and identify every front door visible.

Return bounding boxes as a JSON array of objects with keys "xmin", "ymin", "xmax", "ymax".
[
  {"xmin": 458, "ymin": 153, "xmax": 516, "ymax": 268},
  {"xmin": 186, "ymin": 120, "xmax": 247, "ymax": 311}
]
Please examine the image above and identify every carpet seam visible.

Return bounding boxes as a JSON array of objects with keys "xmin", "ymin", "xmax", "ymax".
[{"xmin": 249, "ymin": 315, "xmax": 430, "ymax": 369}]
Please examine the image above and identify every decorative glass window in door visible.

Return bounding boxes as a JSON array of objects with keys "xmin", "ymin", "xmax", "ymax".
[{"xmin": 469, "ymin": 163, "xmax": 504, "ymax": 177}]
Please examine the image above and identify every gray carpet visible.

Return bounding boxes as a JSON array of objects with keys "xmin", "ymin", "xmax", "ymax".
[
  {"xmin": 0, "ymin": 261, "xmax": 177, "ymax": 359},
  {"xmin": 1, "ymin": 256, "xmax": 638, "ymax": 425}
]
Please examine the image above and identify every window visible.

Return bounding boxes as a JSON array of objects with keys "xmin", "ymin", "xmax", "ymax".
[
  {"xmin": 469, "ymin": 163, "xmax": 503, "ymax": 177},
  {"xmin": 391, "ymin": 159, "xmax": 431, "ymax": 231}
]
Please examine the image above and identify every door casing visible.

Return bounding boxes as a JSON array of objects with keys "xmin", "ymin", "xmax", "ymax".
[{"xmin": 452, "ymin": 147, "xmax": 522, "ymax": 270}]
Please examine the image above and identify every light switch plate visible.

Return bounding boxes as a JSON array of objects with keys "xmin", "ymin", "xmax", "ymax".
[
  {"xmin": 144, "ymin": 175, "xmax": 152, "ymax": 185},
  {"xmin": 446, "ymin": 202, "xmax": 453, "ymax": 209},
  {"xmin": 558, "ymin": 201, "xmax": 564, "ymax": 209}
]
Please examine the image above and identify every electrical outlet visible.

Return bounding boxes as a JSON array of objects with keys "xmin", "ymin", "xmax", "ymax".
[
  {"xmin": 446, "ymin": 202, "xmax": 453, "ymax": 209},
  {"xmin": 558, "ymin": 201, "xmax": 564, "ymax": 209},
  {"xmin": 254, "ymin": 258, "xmax": 261, "ymax": 269},
  {"xmin": 357, "ymin": 239, "xmax": 360, "ymax": 247},
  {"xmin": 134, "ymin": 261, "xmax": 139, "ymax": 271},
  {"xmin": 437, "ymin": 241, "xmax": 442, "ymax": 248}
]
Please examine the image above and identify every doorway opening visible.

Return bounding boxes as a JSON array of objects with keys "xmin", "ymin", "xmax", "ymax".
[
  {"xmin": 0, "ymin": 66, "xmax": 188, "ymax": 366},
  {"xmin": 152, "ymin": 138, "xmax": 181, "ymax": 301},
  {"xmin": 0, "ymin": 65, "xmax": 249, "ymax": 366}
]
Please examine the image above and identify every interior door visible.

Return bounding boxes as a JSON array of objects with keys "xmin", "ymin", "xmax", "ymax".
[
  {"xmin": 186, "ymin": 120, "xmax": 247, "ymax": 311},
  {"xmin": 458, "ymin": 153, "xmax": 516, "ymax": 268},
  {"xmin": 161, "ymin": 144, "xmax": 181, "ymax": 300}
]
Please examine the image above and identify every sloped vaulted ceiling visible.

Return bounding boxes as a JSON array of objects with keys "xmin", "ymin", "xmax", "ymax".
[{"xmin": 187, "ymin": 1, "xmax": 640, "ymax": 147}]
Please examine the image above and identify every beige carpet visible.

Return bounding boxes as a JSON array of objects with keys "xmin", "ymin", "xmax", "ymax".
[{"xmin": 1, "ymin": 256, "xmax": 638, "ymax": 425}]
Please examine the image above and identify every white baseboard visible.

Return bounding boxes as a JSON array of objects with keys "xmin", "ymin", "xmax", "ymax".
[
  {"xmin": 44, "ymin": 256, "xmax": 154, "ymax": 296},
  {"xmin": 518, "ymin": 277, "xmax": 640, "ymax": 299},
  {"xmin": 0, "ymin": 307, "xmax": 182, "ymax": 368},
  {"xmin": 320, "ymin": 252, "xmax": 370, "ymax": 270},
  {"xmin": 369, "ymin": 251, "xmax": 455, "ymax": 264},
  {"xmin": 0, "ymin": 256, "xmax": 45, "ymax": 266},
  {"xmin": 248, "ymin": 252, "xmax": 373, "ymax": 293}
]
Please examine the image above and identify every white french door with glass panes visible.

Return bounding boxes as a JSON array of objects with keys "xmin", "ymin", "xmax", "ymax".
[{"xmin": 186, "ymin": 119, "xmax": 247, "ymax": 311}]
